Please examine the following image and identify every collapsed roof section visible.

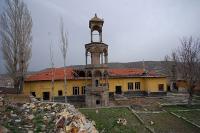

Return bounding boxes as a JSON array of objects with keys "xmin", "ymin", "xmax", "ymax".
[{"xmin": 25, "ymin": 67, "xmax": 165, "ymax": 82}]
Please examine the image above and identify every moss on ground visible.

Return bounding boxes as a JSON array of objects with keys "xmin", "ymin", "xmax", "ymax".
[
  {"xmin": 138, "ymin": 112, "xmax": 200, "ymax": 133},
  {"xmin": 79, "ymin": 107, "xmax": 149, "ymax": 133}
]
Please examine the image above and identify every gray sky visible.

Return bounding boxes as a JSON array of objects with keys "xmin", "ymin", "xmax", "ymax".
[{"xmin": 0, "ymin": 0, "xmax": 200, "ymax": 73}]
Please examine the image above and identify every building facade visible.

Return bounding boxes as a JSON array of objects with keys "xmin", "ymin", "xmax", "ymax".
[
  {"xmin": 24, "ymin": 67, "xmax": 167, "ymax": 102},
  {"xmin": 23, "ymin": 15, "xmax": 168, "ymax": 105}
]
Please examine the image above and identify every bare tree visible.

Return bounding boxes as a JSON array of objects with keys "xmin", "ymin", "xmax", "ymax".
[
  {"xmin": 49, "ymin": 44, "xmax": 55, "ymax": 102},
  {"xmin": 166, "ymin": 37, "xmax": 200, "ymax": 105},
  {"xmin": 164, "ymin": 53, "xmax": 178, "ymax": 91},
  {"xmin": 0, "ymin": 0, "xmax": 32, "ymax": 93},
  {"xmin": 60, "ymin": 18, "xmax": 68, "ymax": 103}
]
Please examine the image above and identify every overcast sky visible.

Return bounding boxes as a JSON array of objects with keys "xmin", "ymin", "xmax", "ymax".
[{"xmin": 0, "ymin": 0, "xmax": 200, "ymax": 73}]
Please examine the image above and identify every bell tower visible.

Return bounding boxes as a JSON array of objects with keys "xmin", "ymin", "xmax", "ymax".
[{"xmin": 85, "ymin": 14, "xmax": 109, "ymax": 107}]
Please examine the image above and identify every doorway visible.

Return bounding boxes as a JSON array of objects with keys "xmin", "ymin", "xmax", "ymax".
[
  {"xmin": 115, "ymin": 86, "xmax": 122, "ymax": 94},
  {"xmin": 43, "ymin": 92, "xmax": 50, "ymax": 100}
]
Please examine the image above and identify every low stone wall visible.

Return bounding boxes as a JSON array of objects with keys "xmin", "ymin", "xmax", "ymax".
[
  {"xmin": 148, "ymin": 92, "xmax": 167, "ymax": 96},
  {"xmin": 124, "ymin": 91, "xmax": 147, "ymax": 97},
  {"xmin": 54, "ymin": 95, "xmax": 86, "ymax": 107},
  {"xmin": 54, "ymin": 95, "xmax": 85, "ymax": 103}
]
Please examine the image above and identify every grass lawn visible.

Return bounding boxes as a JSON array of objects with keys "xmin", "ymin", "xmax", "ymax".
[
  {"xmin": 79, "ymin": 107, "xmax": 149, "ymax": 133},
  {"xmin": 174, "ymin": 110, "xmax": 200, "ymax": 126},
  {"xmin": 138, "ymin": 112, "xmax": 200, "ymax": 133}
]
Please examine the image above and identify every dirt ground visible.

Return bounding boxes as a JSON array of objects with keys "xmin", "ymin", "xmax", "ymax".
[{"xmin": 109, "ymin": 93, "xmax": 199, "ymax": 111}]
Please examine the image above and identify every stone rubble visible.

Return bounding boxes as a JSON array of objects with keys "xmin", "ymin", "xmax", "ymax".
[
  {"xmin": 0, "ymin": 96, "xmax": 3, "ymax": 106},
  {"xmin": 0, "ymin": 96, "xmax": 98, "ymax": 133},
  {"xmin": 116, "ymin": 118, "xmax": 127, "ymax": 126}
]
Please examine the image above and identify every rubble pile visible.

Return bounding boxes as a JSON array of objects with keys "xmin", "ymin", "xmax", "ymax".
[
  {"xmin": 0, "ymin": 96, "xmax": 98, "ymax": 133},
  {"xmin": 0, "ymin": 96, "xmax": 3, "ymax": 107}
]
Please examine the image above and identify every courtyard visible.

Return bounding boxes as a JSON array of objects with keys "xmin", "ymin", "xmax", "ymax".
[{"xmin": 79, "ymin": 93, "xmax": 200, "ymax": 133}]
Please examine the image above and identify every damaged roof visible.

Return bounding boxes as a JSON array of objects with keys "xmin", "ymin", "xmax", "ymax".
[{"xmin": 25, "ymin": 67, "xmax": 165, "ymax": 82}]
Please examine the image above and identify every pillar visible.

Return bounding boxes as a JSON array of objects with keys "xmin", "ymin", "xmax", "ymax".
[
  {"xmin": 104, "ymin": 53, "xmax": 108, "ymax": 64},
  {"xmin": 85, "ymin": 51, "xmax": 88, "ymax": 65}
]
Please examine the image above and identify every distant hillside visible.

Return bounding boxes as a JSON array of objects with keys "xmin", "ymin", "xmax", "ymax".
[
  {"xmin": 1, "ymin": 61, "xmax": 169, "ymax": 77},
  {"xmin": 70, "ymin": 61, "xmax": 168, "ymax": 74}
]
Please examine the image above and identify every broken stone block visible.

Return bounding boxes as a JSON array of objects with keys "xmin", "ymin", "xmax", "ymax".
[
  {"xmin": 65, "ymin": 125, "xmax": 72, "ymax": 132},
  {"xmin": 15, "ymin": 119, "xmax": 21, "ymax": 123},
  {"xmin": 28, "ymin": 114, "xmax": 34, "ymax": 120},
  {"xmin": 28, "ymin": 130, "xmax": 34, "ymax": 133},
  {"xmin": 92, "ymin": 120, "xmax": 96, "ymax": 126},
  {"xmin": 24, "ymin": 125, "xmax": 33, "ymax": 128},
  {"xmin": 56, "ymin": 116, "xmax": 65, "ymax": 128},
  {"xmin": 117, "ymin": 118, "xmax": 127, "ymax": 126},
  {"xmin": 43, "ymin": 116, "xmax": 48, "ymax": 121},
  {"xmin": 52, "ymin": 103, "xmax": 57, "ymax": 107},
  {"xmin": 95, "ymin": 109, "xmax": 99, "ymax": 114},
  {"xmin": 71, "ymin": 126, "xmax": 78, "ymax": 133},
  {"xmin": 150, "ymin": 121, "xmax": 154, "ymax": 125},
  {"xmin": 10, "ymin": 113, "xmax": 17, "ymax": 118}
]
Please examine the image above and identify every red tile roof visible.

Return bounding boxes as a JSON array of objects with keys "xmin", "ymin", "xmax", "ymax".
[
  {"xmin": 108, "ymin": 68, "xmax": 159, "ymax": 77},
  {"xmin": 25, "ymin": 67, "xmax": 74, "ymax": 81},
  {"xmin": 25, "ymin": 67, "xmax": 164, "ymax": 82}
]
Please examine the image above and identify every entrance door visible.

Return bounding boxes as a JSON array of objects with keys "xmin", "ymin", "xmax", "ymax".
[
  {"xmin": 43, "ymin": 92, "xmax": 50, "ymax": 100},
  {"xmin": 115, "ymin": 86, "xmax": 122, "ymax": 94}
]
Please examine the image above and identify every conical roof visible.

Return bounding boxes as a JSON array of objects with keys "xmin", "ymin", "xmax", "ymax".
[{"xmin": 90, "ymin": 13, "xmax": 103, "ymax": 22}]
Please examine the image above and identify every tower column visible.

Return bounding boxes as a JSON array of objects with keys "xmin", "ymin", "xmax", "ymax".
[
  {"xmin": 85, "ymin": 14, "xmax": 108, "ymax": 107},
  {"xmin": 105, "ymin": 53, "xmax": 108, "ymax": 64},
  {"xmin": 101, "ymin": 53, "xmax": 103, "ymax": 64},
  {"xmin": 91, "ymin": 30, "xmax": 93, "ymax": 42},
  {"xmin": 100, "ymin": 31, "xmax": 102, "ymax": 42}
]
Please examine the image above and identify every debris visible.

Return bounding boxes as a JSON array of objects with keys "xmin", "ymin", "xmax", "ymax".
[
  {"xmin": 15, "ymin": 119, "xmax": 21, "ymax": 123},
  {"xmin": 28, "ymin": 114, "xmax": 34, "ymax": 120},
  {"xmin": 0, "ymin": 98, "xmax": 98, "ymax": 133},
  {"xmin": 150, "ymin": 121, "xmax": 154, "ymax": 125},
  {"xmin": 0, "ymin": 96, "xmax": 4, "ymax": 106},
  {"xmin": 96, "ymin": 109, "xmax": 99, "ymax": 114},
  {"xmin": 117, "ymin": 118, "xmax": 127, "ymax": 126},
  {"xmin": 56, "ymin": 116, "xmax": 65, "ymax": 128}
]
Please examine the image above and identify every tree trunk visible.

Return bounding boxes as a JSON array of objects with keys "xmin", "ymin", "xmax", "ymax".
[
  {"xmin": 14, "ymin": 79, "xmax": 19, "ymax": 94},
  {"xmin": 18, "ymin": 76, "xmax": 24, "ymax": 94},
  {"xmin": 64, "ymin": 64, "xmax": 67, "ymax": 103},
  {"xmin": 187, "ymin": 87, "xmax": 194, "ymax": 106}
]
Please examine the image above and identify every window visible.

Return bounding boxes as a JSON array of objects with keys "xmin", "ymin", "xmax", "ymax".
[
  {"xmin": 81, "ymin": 86, "xmax": 85, "ymax": 95},
  {"xmin": 58, "ymin": 90, "xmax": 63, "ymax": 96},
  {"xmin": 31, "ymin": 92, "xmax": 36, "ymax": 97},
  {"xmin": 96, "ymin": 100, "xmax": 100, "ymax": 105},
  {"xmin": 158, "ymin": 84, "xmax": 164, "ymax": 91},
  {"xmin": 43, "ymin": 92, "xmax": 50, "ymax": 100},
  {"xmin": 128, "ymin": 82, "xmax": 133, "ymax": 90},
  {"xmin": 95, "ymin": 80, "xmax": 99, "ymax": 87},
  {"xmin": 73, "ymin": 87, "xmax": 79, "ymax": 95},
  {"xmin": 135, "ymin": 82, "xmax": 140, "ymax": 90}
]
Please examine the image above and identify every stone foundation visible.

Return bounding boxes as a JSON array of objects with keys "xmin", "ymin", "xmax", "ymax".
[{"xmin": 85, "ymin": 89, "xmax": 109, "ymax": 108}]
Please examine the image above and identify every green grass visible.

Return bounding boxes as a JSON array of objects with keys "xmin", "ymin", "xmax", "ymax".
[
  {"xmin": 174, "ymin": 110, "xmax": 200, "ymax": 126},
  {"xmin": 79, "ymin": 107, "xmax": 149, "ymax": 133},
  {"xmin": 138, "ymin": 112, "xmax": 200, "ymax": 133}
]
